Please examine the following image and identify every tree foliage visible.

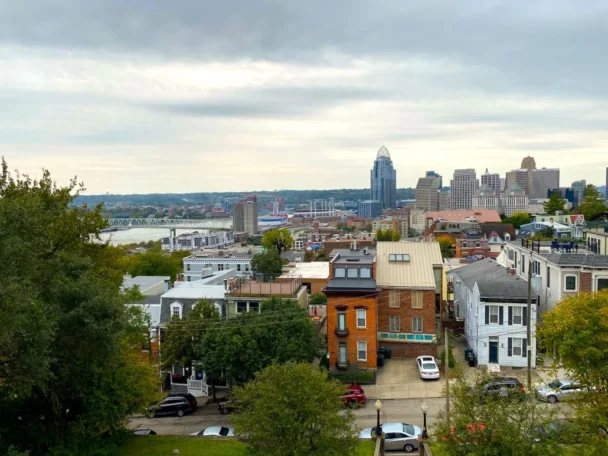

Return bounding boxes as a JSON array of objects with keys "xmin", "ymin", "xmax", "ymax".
[
  {"xmin": 0, "ymin": 160, "xmax": 159, "ymax": 455},
  {"xmin": 375, "ymin": 228, "xmax": 400, "ymax": 241},
  {"xmin": 120, "ymin": 249, "xmax": 188, "ymax": 282},
  {"xmin": 433, "ymin": 373, "xmax": 563, "ymax": 456},
  {"xmin": 579, "ymin": 184, "xmax": 607, "ymax": 221},
  {"xmin": 538, "ymin": 291, "xmax": 608, "ymax": 443},
  {"xmin": 200, "ymin": 298, "xmax": 323, "ymax": 384},
  {"xmin": 251, "ymin": 249, "xmax": 283, "ymax": 276},
  {"xmin": 309, "ymin": 293, "xmax": 327, "ymax": 305},
  {"xmin": 543, "ymin": 191, "xmax": 568, "ymax": 215},
  {"xmin": 232, "ymin": 362, "xmax": 358, "ymax": 456},
  {"xmin": 262, "ymin": 228, "xmax": 294, "ymax": 254},
  {"xmin": 437, "ymin": 235, "xmax": 454, "ymax": 259},
  {"xmin": 502, "ymin": 211, "xmax": 532, "ymax": 229}
]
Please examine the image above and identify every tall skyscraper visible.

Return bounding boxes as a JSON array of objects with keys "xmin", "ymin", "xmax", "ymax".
[
  {"xmin": 415, "ymin": 174, "xmax": 442, "ymax": 211},
  {"xmin": 425, "ymin": 170, "xmax": 443, "ymax": 188},
  {"xmin": 571, "ymin": 180, "xmax": 586, "ymax": 207},
  {"xmin": 521, "ymin": 156, "xmax": 537, "ymax": 172},
  {"xmin": 531, "ymin": 168, "xmax": 560, "ymax": 199},
  {"xmin": 370, "ymin": 145, "xmax": 397, "ymax": 209},
  {"xmin": 232, "ymin": 200, "xmax": 258, "ymax": 234},
  {"xmin": 481, "ymin": 168, "xmax": 501, "ymax": 193},
  {"xmin": 450, "ymin": 169, "xmax": 477, "ymax": 210},
  {"xmin": 506, "ymin": 169, "xmax": 531, "ymax": 196}
]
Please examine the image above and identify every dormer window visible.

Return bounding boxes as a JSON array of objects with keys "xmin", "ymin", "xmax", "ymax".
[
  {"xmin": 170, "ymin": 302, "xmax": 183, "ymax": 319},
  {"xmin": 462, "ymin": 242, "xmax": 467, "ymax": 248}
]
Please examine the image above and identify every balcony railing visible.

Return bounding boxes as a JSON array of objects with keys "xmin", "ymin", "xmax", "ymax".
[{"xmin": 226, "ymin": 274, "xmax": 302, "ymax": 297}]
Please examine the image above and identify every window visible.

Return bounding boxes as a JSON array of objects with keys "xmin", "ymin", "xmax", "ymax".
[
  {"xmin": 389, "ymin": 290, "xmax": 400, "ymax": 308},
  {"xmin": 170, "ymin": 303, "xmax": 182, "ymax": 319},
  {"xmin": 187, "ymin": 276, "xmax": 191, "ymax": 282},
  {"xmin": 357, "ymin": 341, "xmax": 367, "ymax": 361},
  {"xmin": 598, "ymin": 278, "xmax": 608, "ymax": 291},
  {"xmin": 412, "ymin": 291, "xmax": 423, "ymax": 309},
  {"xmin": 172, "ymin": 307, "xmax": 181, "ymax": 318},
  {"xmin": 360, "ymin": 268, "xmax": 371, "ymax": 278},
  {"xmin": 547, "ymin": 266, "xmax": 551, "ymax": 288},
  {"xmin": 186, "ymin": 264, "xmax": 191, "ymax": 271},
  {"xmin": 489, "ymin": 305, "xmax": 499, "ymax": 324},
  {"xmin": 513, "ymin": 307, "xmax": 522, "ymax": 325},
  {"xmin": 521, "ymin": 254, "xmax": 525, "ymax": 273},
  {"xmin": 532, "ymin": 260, "xmax": 540, "ymax": 276},
  {"xmin": 412, "ymin": 317, "xmax": 423, "ymax": 333},
  {"xmin": 337, "ymin": 311, "xmax": 346, "ymax": 331},
  {"xmin": 356, "ymin": 309, "xmax": 366, "ymax": 328},
  {"xmin": 245, "ymin": 265, "xmax": 249, "ymax": 272},
  {"xmin": 237, "ymin": 264, "xmax": 241, "ymax": 272},
  {"xmin": 389, "ymin": 254, "xmax": 410, "ymax": 262},
  {"xmin": 338, "ymin": 342, "xmax": 347, "ymax": 364},
  {"xmin": 218, "ymin": 264, "xmax": 224, "ymax": 271},
  {"xmin": 389, "ymin": 316, "xmax": 400, "ymax": 332},
  {"xmin": 237, "ymin": 301, "xmax": 247, "ymax": 313},
  {"xmin": 249, "ymin": 302, "xmax": 260, "ymax": 313},
  {"xmin": 565, "ymin": 275, "xmax": 577, "ymax": 291},
  {"xmin": 347, "ymin": 268, "xmax": 358, "ymax": 278},
  {"xmin": 512, "ymin": 338, "xmax": 522, "ymax": 356},
  {"xmin": 335, "ymin": 268, "xmax": 346, "ymax": 278},
  {"xmin": 475, "ymin": 242, "xmax": 481, "ymax": 248},
  {"xmin": 462, "ymin": 242, "xmax": 467, "ymax": 248}
]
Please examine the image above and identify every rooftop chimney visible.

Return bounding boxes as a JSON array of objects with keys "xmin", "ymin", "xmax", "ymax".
[
  {"xmin": 224, "ymin": 279, "xmax": 228, "ymax": 291},
  {"xmin": 352, "ymin": 239, "xmax": 358, "ymax": 251}
]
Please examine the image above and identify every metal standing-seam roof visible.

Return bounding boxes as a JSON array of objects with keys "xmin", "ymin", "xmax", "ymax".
[{"xmin": 375, "ymin": 242, "xmax": 442, "ymax": 289}]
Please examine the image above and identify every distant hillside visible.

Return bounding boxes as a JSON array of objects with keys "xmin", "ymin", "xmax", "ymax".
[{"xmin": 75, "ymin": 188, "xmax": 416, "ymax": 207}]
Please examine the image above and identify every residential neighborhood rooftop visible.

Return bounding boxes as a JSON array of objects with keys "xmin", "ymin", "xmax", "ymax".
[
  {"xmin": 161, "ymin": 282, "xmax": 226, "ymax": 300},
  {"xmin": 425, "ymin": 209, "xmax": 502, "ymax": 224},
  {"xmin": 331, "ymin": 247, "xmax": 375, "ymax": 265},
  {"xmin": 375, "ymin": 241, "xmax": 442, "ymax": 289},
  {"xmin": 121, "ymin": 275, "xmax": 170, "ymax": 291},
  {"xmin": 447, "ymin": 258, "xmax": 529, "ymax": 299},
  {"xmin": 280, "ymin": 261, "xmax": 330, "ymax": 279}
]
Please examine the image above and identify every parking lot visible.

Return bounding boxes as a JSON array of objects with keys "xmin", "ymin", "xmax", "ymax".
[{"xmin": 365, "ymin": 358, "xmax": 444, "ymax": 400}]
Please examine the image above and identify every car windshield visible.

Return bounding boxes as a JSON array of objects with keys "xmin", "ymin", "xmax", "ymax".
[
  {"xmin": 219, "ymin": 427, "xmax": 230, "ymax": 436},
  {"xmin": 403, "ymin": 424, "xmax": 415, "ymax": 435},
  {"xmin": 548, "ymin": 380, "xmax": 563, "ymax": 389},
  {"xmin": 423, "ymin": 363, "xmax": 436, "ymax": 370}
]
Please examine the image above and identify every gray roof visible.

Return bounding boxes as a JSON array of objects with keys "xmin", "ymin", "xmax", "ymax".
[
  {"xmin": 324, "ymin": 278, "xmax": 379, "ymax": 292},
  {"xmin": 122, "ymin": 276, "xmax": 170, "ymax": 291},
  {"xmin": 332, "ymin": 248, "xmax": 375, "ymax": 265},
  {"xmin": 447, "ymin": 258, "xmax": 529, "ymax": 299},
  {"xmin": 544, "ymin": 253, "xmax": 608, "ymax": 267}
]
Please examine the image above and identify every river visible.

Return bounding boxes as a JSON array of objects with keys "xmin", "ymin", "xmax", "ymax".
[{"xmin": 99, "ymin": 228, "xmax": 209, "ymax": 246}]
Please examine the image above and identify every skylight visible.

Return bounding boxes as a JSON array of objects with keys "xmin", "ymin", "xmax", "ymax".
[{"xmin": 389, "ymin": 254, "xmax": 410, "ymax": 262}]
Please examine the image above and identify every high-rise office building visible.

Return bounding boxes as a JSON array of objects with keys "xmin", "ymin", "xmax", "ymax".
[
  {"xmin": 481, "ymin": 168, "xmax": 501, "ymax": 193},
  {"xmin": 450, "ymin": 169, "xmax": 477, "ymax": 210},
  {"xmin": 472, "ymin": 185, "xmax": 500, "ymax": 212},
  {"xmin": 232, "ymin": 200, "xmax": 258, "ymax": 234},
  {"xmin": 521, "ymin": 156, "xmax": 537, "ymax": 172},
  {"xmin": 506, "ymin": 169, "xmax": 531, "ymax": 196},
  {"xmin": 531, "ymin": 168, "xmax": 560, "ymax": 199},
  {"xmin": 605, "ymin": 167, "xmax": 608, "ymax": 198},
  {"xmin": 425, "ymin": 170, "xmax": 442, "ymax": 188},
  {"xmin": 571, "ymin": 180, "xmax": 586, "ymax": 207},
  {"xmin": 358, "ymin": 200, "xmax": 383, "ymax": 218},
  {"xmin": 502, "ymin": 183, "xmax": 529, "ymax": 216},
  {"xmin": 415, "ymin": 173, "xmax": 445, "ymax": 211},
  {"xmin": 370, "ymin": 145, "xmax": 397, "ymax": 209}
]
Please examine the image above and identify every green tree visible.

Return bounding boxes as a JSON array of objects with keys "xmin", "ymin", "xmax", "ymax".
[
  {"xmin": 543, "ymin": 191, "xmax": 567, "ymax": 215},
  {"xmin": 538, "ymin": 291, "xmax": 608, "ymax": 445},
  {"xmin": 0, "ymin": 161, "xmax": 159, "ymax": 455},
  {"xmin": 122, "ymin": 249, "xmax": 187, "ymax": 282},
  {"xmin": 232, "ymin": 362, "xmax": 358, "ymax": 456},
  {"xmin": 251, "ymin": 249, "xmax": 283, "ymax": 276},
  {"xmin": 502, "ymin": 211, "xmax": 532, "ymax": 229},
  {"xmin": 262, "ymin": 228, "xmax": 294, "ymax": 254},
  {"xmin": 391, "ymin": 230, "xmax": 401, "ymax": 241},
  {"xmin": 437, "ymin": 235, "xmax": 454, "ymax": 259},
  {"xmin": 579, "ymin": 184, "xmax": 607, "ymax": 221},
  {"xmin": 201, "ymin": 298, "xmax": 322, "ymax": 384},
  {"xmin": 375, "ymin": 228, "xmax": 397, "ymax": 241},
  {"xmin": 309, "ymin": 293, "xmax": 327, "ymax": 305},
  {"xmin": 433, "ymin": 373, "xmax": 564, "ymax": 456}
]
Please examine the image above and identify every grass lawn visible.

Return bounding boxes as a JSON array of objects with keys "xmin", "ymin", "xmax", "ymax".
[{"xmin": 119, "ymin": 436, "xmax": 376, "ymax": 456}]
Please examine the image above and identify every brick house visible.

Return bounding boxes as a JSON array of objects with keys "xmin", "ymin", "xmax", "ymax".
[
  {"xmin": 375, "ymin": 242, "xmax": 443, "ymax": 358},
  {"xmin": 454, "ymin": 237, "xmax": 490, "ymax": 259},
  {"xmin": 323, "ymin": 243, "xmax": 380, "ymax": 369}
]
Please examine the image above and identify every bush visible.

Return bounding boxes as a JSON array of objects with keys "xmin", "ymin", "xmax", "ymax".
[
  {"xmin": 329, "ymin": 369, "xmax": 375, "ymax": 384},
  {"xmin": 439, "ymin": 346, "xmax": 456, "ymax": 369}
]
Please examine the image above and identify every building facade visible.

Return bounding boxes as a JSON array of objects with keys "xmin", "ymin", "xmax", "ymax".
[
  {"xmin": 531, "ymin": 168, "xmax": 560, "ymax": 199},
  {"xmin": 370, "ymin": 145, "xmax": 397, "ymax": 209},
  {"xmin": 161, "ymin": 231, "xmax": 235, "ymax": 252},
  {"xmin": 481, "ymin": 169, "xmax": 501, "ymax": 194},
  {"xmin": 324, "ymin": 246, "xmax": 380, "ymax": 370},
  {"xmin": 501, "ymin": 183, "xmax": 529, "ymax": 216},
  {"xmin": 571, "ymin": 180, "xmax": 586, "ymax": 207},
  {"xmin": 448, "ymin": 258, "xmax": 537, "ymax": 368},
  {"xmin": 472, "ymin": 184, "xmax": 500, "ymax": 212},
  {"xmin": 375, "ymin": 242, "xmax": 443, "ymax": 358},
  {"xmin": 415, "ymin": 175, "xmax": 444, "ymax": 211},
  {"xmin": 183, "ymin": 250, "xmax": 254, "ymax": 281},
  {"xmin": 505, "ymin": 169, "xmax": 531, "ymax": 196},
  {"xmin": 450, "ymin": 169, "xmax": 477, "ymax": 210},
  {"xmin": 359, "ymin": 200, "xmax": 383, "ymax": 218},
  {"xmin": 232, "ymin": 200, "xmax": 258, "ymax": 234}
]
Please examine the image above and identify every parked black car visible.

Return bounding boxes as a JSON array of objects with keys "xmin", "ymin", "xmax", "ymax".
[
  {"xmin": 218, "ymin": 397, "xmax": 237, "ymax": 415},
  {"xmin": 471, "ymin": 377, "xmax": 526, "ymax": 403},
  {"xmin": 133, "ymin": 428, "xmax": 157, "ymax": 435},
  {"xmin": 147, "ymin": 396, "xmax": 197, "ymax": 418}
]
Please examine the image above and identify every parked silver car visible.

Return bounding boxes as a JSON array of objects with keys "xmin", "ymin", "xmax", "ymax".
[
  {"xmin": 536, "ymin": 379, "xmax": 583, "ymax": 403},
  {"xmin": 359, "ymin": 422, "xmax": 421, "ymax": 452}
]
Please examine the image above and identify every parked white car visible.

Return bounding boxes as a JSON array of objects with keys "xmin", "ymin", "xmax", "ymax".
[
  {"xmin": 416, "ymin": 356, "xmax": 440, "ymax": 380},
  {"xmin": 190, "ymin": 426, "xmax": 234, "ymax": 437}
]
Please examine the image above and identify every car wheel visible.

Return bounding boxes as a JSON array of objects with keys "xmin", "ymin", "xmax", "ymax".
[
  {"xmin": 177, "ymin": 409, "xmax": 185, "ymax": 417},
  {"xmin": 404, "ymin": 443, "xmax": 415, "ymax": 452},
  {"xmin": 146, "ymin": 411, "xmax": 155, "ymax": 419},
  {"xmin": 548, "ymin": 395, "xmax": 558, "ymax": 404}
]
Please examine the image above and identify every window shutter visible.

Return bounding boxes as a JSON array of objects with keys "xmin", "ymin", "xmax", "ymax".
[
  {"xmin": 522, "ymin": 338, "xmax": 528, "ymax": 358},
  {"xmin": 485, "ymin": 306, "xmax": 489, "ymax": 325},
  {"xmin": 508, "ymin": 306, "xmax": 513, "ymax": 326},
  {"xmin": 499, "ymin": 306, "xmax": 504, "ymax": 325},
  {"xmin": 507, "ymin": 338, "xmax": 512, "ymax": 357},
  {"xmin": 522, "ymin": 307, "xmax": 528, "ymax": 327}
]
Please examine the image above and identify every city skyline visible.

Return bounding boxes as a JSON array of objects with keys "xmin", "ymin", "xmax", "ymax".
[{"xmin": 2, "ymin": 1, "xmax": 608, "ymax": 194}]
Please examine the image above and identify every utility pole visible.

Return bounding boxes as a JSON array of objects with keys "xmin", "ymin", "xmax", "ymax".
[
  {"xmin": 527, "ymin": 248, "xmax": 533, "ymax": 397},
  {"xmin": 445, "ymin": 327, "xmax": 450, "ymax": 425}
]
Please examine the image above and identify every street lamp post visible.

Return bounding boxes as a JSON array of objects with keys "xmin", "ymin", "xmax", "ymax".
[
  {"xmin": 421, "ymin": 402, "xmax": 429, "ymax": 439},
  {"xmin": 375, "ymin": 399, "xmax": 383, "ymax": 436}
]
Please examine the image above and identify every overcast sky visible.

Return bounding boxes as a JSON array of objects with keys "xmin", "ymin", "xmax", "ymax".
[{"xmin": 2, "ymin": 1, "xmax": 607, "ymax": 194}]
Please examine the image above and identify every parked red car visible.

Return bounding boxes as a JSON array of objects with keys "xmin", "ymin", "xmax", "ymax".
[{"xmin": 341, "ymin": 384, "xmax": 367, "ymax": 407}]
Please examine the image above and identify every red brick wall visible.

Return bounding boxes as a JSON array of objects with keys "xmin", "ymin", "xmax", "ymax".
[
  {"xmin": 326, "ymin": 295, "xmax": 378, "ymax": 368},
  {"xmin": 380, "ymin": 342, "xmax": 438, "ymax": 358},
  {"xmin": 581, "ymin": 272, "xmax": 592, "ymax": 293}
]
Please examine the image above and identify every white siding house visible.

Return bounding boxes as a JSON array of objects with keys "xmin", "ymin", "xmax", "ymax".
[{"xmin": 448, "ymin": 258, "xmax": 537, "ymax": 368}]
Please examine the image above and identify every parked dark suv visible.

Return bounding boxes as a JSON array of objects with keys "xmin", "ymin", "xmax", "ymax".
[
  {"xmin": 147, "ymin": 396, "xmax": 197, "ymax": 418},
  {"xmin": 474, "ymin": 377, "xmax": 526, "ymax": 402},
  {"xmin": 167, "ymin": 393, "xmax": 198, "ymax": 408}
]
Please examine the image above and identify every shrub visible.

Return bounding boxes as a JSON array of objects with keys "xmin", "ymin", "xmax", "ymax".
[{"xmin": 439, "ymin": 346, "xmax": 456, "ymax": 369}]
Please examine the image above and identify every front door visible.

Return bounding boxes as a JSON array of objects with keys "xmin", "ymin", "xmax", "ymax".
[{"xmin": 489, "ymin": 341, "xmax": 499, "ymax": 363}]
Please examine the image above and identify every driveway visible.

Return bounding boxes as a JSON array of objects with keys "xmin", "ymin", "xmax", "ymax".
[{"xmin": 366, "ymin": 358, "xmax": 444, "ymax": 400}]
